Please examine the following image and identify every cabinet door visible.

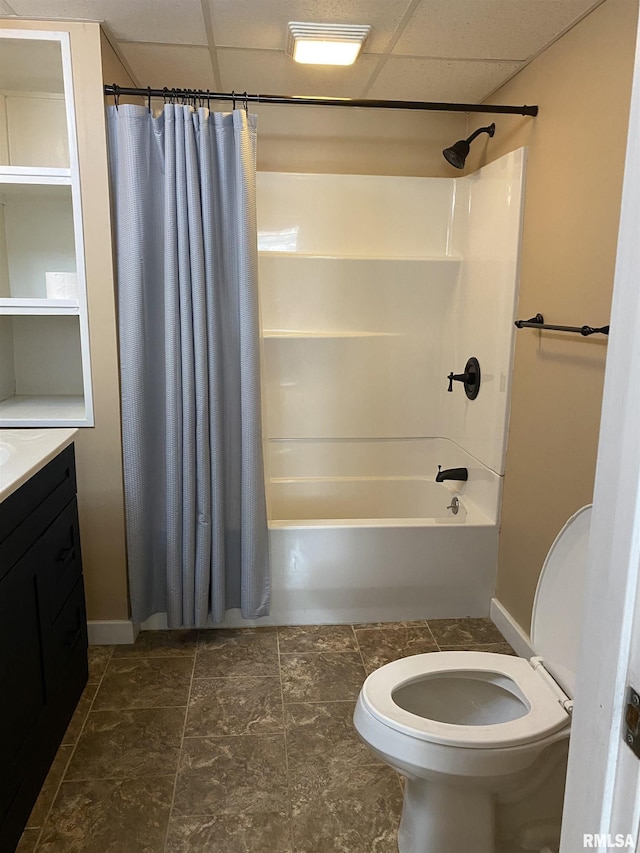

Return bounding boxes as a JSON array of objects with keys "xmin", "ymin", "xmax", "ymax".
[
  {"xmin": 0, "ymin": 547, "xmax": 47, "ymax": 822},
  {"xmin": 38, "ymin": 497, "xmax": 82, "ymax": 623}
]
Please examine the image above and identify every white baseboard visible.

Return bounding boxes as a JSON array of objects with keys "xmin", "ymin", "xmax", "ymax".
[
  {"xmin": 87, "ymin": 620, "xmax": 139, "ymax": 645},
  {"xmin": 139, "ymin": 602, "xmax": 534, "ymax": 651},
  {"xmin": 490, "ymin": 597, "xmax": 534, "ymax": 658}
]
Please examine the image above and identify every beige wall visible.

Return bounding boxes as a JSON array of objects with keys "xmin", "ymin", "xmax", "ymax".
[
  {"xmin": 255, "ymin": 104, "xmax": 467, "ymax": 176},
  {"xmin": 464, "ymin": 0, "xmax": 638, "ymax": 632},
  {"xmin": 100, "ymin": 29, "xmax": 136, "ymax": 90},
  {"xmin": 2, "ymin": 19, "xmax": 131, "ymax": 622}
]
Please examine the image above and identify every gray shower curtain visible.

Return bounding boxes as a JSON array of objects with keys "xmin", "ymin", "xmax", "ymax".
[{"xmin": 107, "ymin": 103, "xmax": 269, "ymax": 627}]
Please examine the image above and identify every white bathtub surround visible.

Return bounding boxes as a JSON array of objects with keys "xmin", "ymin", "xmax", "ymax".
[
  {"xmin": 258, "ymin": 175, "xmax": 460, "ymax": 444},
  {"xmin": 254, "ymin": 157, "xmax": 526, "ymax": 626},
  {"xmin": 259, "ymin": 256, "xmax": 457, "ymax": 439},
  {"xmin": 257, "ymin": 154, "xmax": 526, "ymax": 474},
  {"xmin": 268, "ymin": 438, "xmax": 501, "ymax": 523},
  {"xmin": 261, "ymin": 437, "xmax": 500, "ymax": 625},
  {"xmin": 447, "ymin": 149, "xmax": 527, "ymax": 475},
  {"xmin": 257, "ymin": 172, "xmax": 454, "ymax": 258}
]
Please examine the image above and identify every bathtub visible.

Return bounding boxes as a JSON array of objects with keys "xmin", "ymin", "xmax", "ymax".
[{"xmin": 222, "ymin": 438, "xmax": 501, "ymax": 627}]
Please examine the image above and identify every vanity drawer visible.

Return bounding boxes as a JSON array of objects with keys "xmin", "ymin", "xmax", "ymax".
[{"xmin": 0, "ymin": 445, "xmax": 76, "ymax": 578}]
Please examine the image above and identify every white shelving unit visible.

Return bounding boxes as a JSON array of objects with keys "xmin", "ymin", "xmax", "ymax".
[{"xmin": 0, "ymin": 29, "xmax": 93, "ymax": 427}]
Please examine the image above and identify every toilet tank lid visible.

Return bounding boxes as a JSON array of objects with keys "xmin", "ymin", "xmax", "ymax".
[{"xmin": 530, "ymin": 505, "xmax": 592, "ymax": 700}]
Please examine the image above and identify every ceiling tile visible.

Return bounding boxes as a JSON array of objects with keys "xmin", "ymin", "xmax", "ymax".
[
  {"xmin": 368, "ymin": 56, "xmax": 524, "ymax": 103},
  {"xmin": 218, "ymin": 48, "xmax": 380, "ymax": 98},
  {"xmin": 118, "ymin": 43, "xmax": 214, "ymax": 89},
  {"xmin": 8, "ymin": 0, "xmax": 207, "ymax": 45},
  {"xmin": 394, "ymin": 0, "xmax": 600, "ymax": 60},
  {"xmin": 208, "ymin": 0, "xmax": 409, "ymax": 54}
]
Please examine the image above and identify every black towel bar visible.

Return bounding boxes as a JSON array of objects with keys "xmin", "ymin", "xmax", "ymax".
[{"xmin": 514, "ymin": 313, "xmax": 609, "ymax": 337}]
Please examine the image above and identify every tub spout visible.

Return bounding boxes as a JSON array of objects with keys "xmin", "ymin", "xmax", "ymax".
[{"xmin": 435, "ymin": 466, "xmax": 468, "ymax": 483}]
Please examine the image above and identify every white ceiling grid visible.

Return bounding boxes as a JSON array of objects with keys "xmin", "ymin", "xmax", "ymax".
[{"xmin": 1, "ymin": 0, "xmax": 604, "ymax": 102}]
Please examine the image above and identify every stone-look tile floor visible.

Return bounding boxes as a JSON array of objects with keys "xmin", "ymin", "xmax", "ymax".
[{"xmin": 17, "ymin": 618, "xmax": 512, "ymax": 853}]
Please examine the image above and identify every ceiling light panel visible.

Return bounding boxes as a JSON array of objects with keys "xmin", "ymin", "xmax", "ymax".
[
  {"xmin": 217, "ymin": 47, "xmax": 378, "ymax": 97},
  {"xmin": 287, "ymin": 22, "xmax": 371, "ymax": 66}
]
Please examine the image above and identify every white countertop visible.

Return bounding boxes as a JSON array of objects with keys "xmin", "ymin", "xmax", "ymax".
[{"xmin": 0, "ymin": 428, "xmax": 78, "ymax": 503}]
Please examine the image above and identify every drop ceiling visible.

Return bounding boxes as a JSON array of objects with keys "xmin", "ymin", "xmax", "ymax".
[{"xmin": 0, "ymin": 0, "xmax": 605, "ymax": 103}]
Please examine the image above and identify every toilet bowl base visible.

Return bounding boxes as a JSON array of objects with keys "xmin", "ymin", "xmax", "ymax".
[{"xmin": 398, "ymin": 776, "xmax": 494, "ymax": 853}]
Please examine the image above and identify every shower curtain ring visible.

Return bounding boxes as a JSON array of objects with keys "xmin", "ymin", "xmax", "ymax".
[
  {"xmin": 147, "ymin": 86, "xmax": 152, "ymax": 113},
  {"xmin": 162, "ymin": 87, "xmax": 169, "ymax": 105},
  {"xmin": 113, "ymin": 83, "xmax": 120, "ymax": 110},
  {"xmin": 206, "ymin": 89, "xmax": 211, "ymax": 109},
  {"xmin": 243, "ymin": 91, "xmax": 248, "ymax": 113},
  {"xmin": 231, "ymin": 90, "xmax": 236, "ymax": 110}
]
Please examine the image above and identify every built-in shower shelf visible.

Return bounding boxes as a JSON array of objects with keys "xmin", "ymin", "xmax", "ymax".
[
  {"xmin": 262, "ymin": 329, "xmax": 401, "ymax": 339},
  {"xmin": 259, "ymin": 250, "xmax": 461, "ymax": 259}
]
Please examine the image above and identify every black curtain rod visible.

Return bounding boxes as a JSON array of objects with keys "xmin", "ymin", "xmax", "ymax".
[
  {"xmin": 103, "ymin": 84, "xmax": 538, "ymax": 116},
  {"xmin": 514, "ymin": 313, "xmax": 610, "ymax": 337}
]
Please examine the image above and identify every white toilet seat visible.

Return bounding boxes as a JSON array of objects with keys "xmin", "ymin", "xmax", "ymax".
[{"xmin": 361, "ymin": 651, "xmax": 570, "ymax": 749}]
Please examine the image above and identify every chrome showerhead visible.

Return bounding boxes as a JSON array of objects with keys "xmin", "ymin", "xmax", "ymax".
[{"xmin": 443, "ymin": 123, "xmax": 495, "ymax": 169}]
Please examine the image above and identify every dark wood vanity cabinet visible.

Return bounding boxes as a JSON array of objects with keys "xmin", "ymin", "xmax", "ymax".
[{"xmin": 0, "ymin": 444, "xmax": 88, "ymax": 852}]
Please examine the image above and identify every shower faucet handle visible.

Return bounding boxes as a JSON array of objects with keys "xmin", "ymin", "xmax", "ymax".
[
  {"xmin": 447, "ymin": 371, "xmax": 467, "ymax": 392},
  {"xmin": 446, "ymin": 357, "xmax": 481, "ymax": 400}
]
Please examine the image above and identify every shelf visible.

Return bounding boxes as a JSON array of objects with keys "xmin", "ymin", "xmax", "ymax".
[
  {"xmin": 262, "ymin": 329, "xmax": 401, "ymax": 339},
  {"xmin": 0, "ymin": 166, "xmax": 71, "ymax": 186},
  {"xmin": 0, "ymin": 395, "xmax": 87, "ymax": 426},
  {"xmin": 258, "ymin": 251, "xmax": 461, "ymax": 262},
  {"xmin": 0, "ymin": 298, "xmax": 79, "ymax": 315}
]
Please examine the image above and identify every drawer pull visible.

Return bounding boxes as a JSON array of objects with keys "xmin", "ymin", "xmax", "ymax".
[
  {"xmin": 63, "ymin": 609, "xmax": 82, "ymax": 650},
  {"xmin": 64, "ymin": 626, "xmax": 82, "ymax": 650},
  {"xmin": 55, "ymin": 547, "xmax": 76, "ymax": 565}
]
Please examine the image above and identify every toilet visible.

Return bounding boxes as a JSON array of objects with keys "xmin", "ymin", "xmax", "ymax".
[{"xmin": 354, "ymin": 505, "xmax": 592, "ymax": 853}]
